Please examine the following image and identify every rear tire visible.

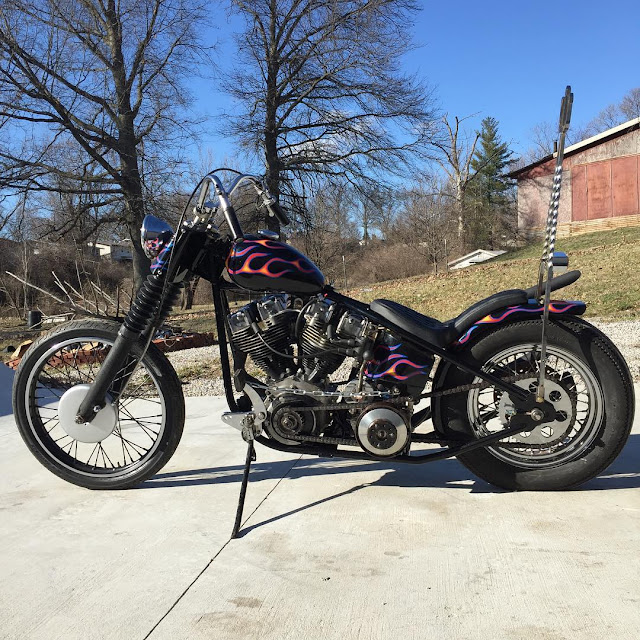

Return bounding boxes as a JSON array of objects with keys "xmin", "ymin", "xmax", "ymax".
[
  {"xmin": 433, "ymin": 318, "xmax": 634, "ymax": 490},
  {"xmin": 12, "ymin": 319, "xmax": 185, "ymax": 489}
]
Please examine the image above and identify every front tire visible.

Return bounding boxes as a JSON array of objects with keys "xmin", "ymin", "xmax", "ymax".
[
  {"xmin": 12, "ymin": 319, "xmax": 185, "ymax": 489},
  {"xmin": 433, "ymin": 318, "xmax": 634, "ymax": 490}
]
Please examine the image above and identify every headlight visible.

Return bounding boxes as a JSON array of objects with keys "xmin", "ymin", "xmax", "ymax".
[{"xmin": 141, "ymin": 215, "xmax": 174, "ymax": 259}]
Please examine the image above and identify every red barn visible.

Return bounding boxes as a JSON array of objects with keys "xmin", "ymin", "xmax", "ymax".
[{"xmin": 510, "ymin": 117, "xmax": 640, "ymax": 236}]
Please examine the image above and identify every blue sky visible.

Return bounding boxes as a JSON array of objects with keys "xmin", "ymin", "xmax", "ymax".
[{"xmin": 192, "ymin": 0, "xmax": 640, "ymax": 166}]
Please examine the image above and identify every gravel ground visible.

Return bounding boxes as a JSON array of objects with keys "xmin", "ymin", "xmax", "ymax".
[{"xmin": 167, "ymin": 319, "xmax": 640, "ymax": 397}]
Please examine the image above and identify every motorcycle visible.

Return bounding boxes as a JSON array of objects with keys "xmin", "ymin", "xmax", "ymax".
[{"xmin": 12, "ymin": 88, "xmax": 635, "ymax": 537}]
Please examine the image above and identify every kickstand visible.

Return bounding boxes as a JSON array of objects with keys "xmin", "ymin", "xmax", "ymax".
[{"xmin": 231, "ymin": 440, "xmax": 256, "ymax": 539}]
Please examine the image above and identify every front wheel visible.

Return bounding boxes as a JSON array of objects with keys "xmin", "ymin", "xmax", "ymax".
[
  {"xmin": 12, "ymin": 319, "xmax": 185, "ymax": 489},
  {"xmin": 433, "ymin": 318, "xmax": 635, "ymax": 490}
]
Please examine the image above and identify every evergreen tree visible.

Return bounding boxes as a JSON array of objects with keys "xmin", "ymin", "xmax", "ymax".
[{"xmin": 466, "ymin": 117, "xmax": 515, "ymax": 249}]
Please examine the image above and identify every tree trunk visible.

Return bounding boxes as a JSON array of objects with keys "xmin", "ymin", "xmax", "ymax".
[
  {"xmin": 264, "ymin": 130, "xmax": 281, "ymax": 234},
  {"xmin": 362, "ymin": 205, "xmax": 369, "ymax": 246},
  {"xmin": 263, "ymin": 0, "xmax": 281, "ymax": 234},
  {"xmin": 123, "ymin": 183, "xmax": 150, "ymax": 292},
  {"xmin": 119, "ymin": 123, "xmax": 150, "ymax": 292},
  {"xmin": 180, "ymin": 277, "xmax": 199, "ymax": 310}
]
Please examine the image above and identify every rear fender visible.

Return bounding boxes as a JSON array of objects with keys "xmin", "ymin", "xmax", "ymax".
[
  {"xmin": 454, "ymin": 300, "xmax": 587, "ymax": 348},
  {"xmin": 429, "ymin": 300, "xmax": 587, "ymax": 438}
]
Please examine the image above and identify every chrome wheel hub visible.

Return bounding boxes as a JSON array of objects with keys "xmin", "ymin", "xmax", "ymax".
[{"xmin": 58, "ymin": 385, "xmax": 117, "ymax": 443}]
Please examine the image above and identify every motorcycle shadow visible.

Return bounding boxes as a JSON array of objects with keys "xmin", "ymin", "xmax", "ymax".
[
  {"xmin": 142, "ymin": 434, "xmax": 640, "ymax": 492},
  {"xmin": 143, "ymin": 456, "xmax": 486, "ymax": 491}
]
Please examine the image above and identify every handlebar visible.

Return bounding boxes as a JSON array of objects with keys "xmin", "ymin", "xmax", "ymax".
[
  {"xmin": 260, "ymin": 193, "xmax": 290, "ymax": 226},
  {"xmin": 194, "ymin": 171, "xmax": 289, "ymax": 240},
  {"xmin": 195, "ymin": 173, "xmax": 243, "ymax": 239}
]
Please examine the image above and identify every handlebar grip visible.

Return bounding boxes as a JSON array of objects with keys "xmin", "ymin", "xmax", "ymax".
[
  {"xmin": 267, "ymin": 201, "xmax": 290, "ymax": 226},
  {"xmin": 559, "ymin": 86, "xmax": 573, "ymax": 133}
]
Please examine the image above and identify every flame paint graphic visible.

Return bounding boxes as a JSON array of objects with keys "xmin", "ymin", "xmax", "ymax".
[
  {"xmin": 456, "ymin": 301, "xmax": 585, "ymax": 345},
  {"xmin": 228, "ymin": 240, "xmax": 317, "ymax": 279},
  {"xmin": 232, "ymin": 239, "xmax": 283, "ymax": 257},
  {"xmin": 365, "ymin": 343, "xmax": 431, "ymax": 381}
]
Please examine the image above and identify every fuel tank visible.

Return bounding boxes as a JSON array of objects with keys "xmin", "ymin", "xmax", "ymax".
[{"xmin": 226, "ymin": 238, "xmax": 325, "ymax": 294}]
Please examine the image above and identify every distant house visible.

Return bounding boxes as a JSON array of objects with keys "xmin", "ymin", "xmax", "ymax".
[
  {"xmin": 510, "ymin": 117, "xmax": 640, "ymax": 236},
  {"xmin": 88, "ymin": 241, "xmax": 133, "ymax": 262},
  {"xmin": 448, "ymin": 249, "xmax": 506, "ymax": 271}
]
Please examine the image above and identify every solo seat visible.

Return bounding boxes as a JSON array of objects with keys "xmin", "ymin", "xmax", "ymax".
[
  {"xmin": 369, "ymin": 270, "xmax": 582, "ymax": 348},
  {"xmin": 370, "ymin": 289, "xmax": 528, "ymax": 348}
]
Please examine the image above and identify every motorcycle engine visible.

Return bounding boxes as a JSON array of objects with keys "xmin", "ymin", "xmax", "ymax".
[
  {"xmin": 227, "ymin": 293, "xmax": 418, "ymax": 458},
  {"xmin": 298, "ymin": 298, "xmax": 368, "ymax": 382},
  {"xmin": 227, "ymin": 294, "xmax": 371, "ymax": 383}
]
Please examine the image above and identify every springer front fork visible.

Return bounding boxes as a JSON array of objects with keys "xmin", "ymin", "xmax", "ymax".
[{"xmin": 75, "ymin": 273, "xmax": 183, "ymax": 424}]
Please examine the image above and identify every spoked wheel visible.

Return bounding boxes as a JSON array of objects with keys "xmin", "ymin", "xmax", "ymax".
[
  {"xmin": 434, "ymin": 318, "xmax": 634, "ymax": 490},
  {"xmin": 13, "ymin": 319, "xmax": 185, "ymax": 489},
  {"xmin": 467, "ymin": 344, "xmax": 604, "ymax": 469}
]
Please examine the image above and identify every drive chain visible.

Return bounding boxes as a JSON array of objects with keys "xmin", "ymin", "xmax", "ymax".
[
  {"xmin": 284, "ymin": 432, "xmax": 357, "ymax": 447},
  {"xmin": 419, "ymin": 372, "xmax": 537, "ymax": 399}
]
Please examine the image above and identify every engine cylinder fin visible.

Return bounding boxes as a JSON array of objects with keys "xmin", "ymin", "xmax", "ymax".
[
  {"xmin": 228, "ymin": 296, "xmax": 295, "ymax": 378},
  {"xmin": 300, "ymin": 318, "xmax": 343, "ymax": 382}
]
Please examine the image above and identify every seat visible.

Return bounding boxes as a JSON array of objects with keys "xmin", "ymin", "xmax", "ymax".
[
  {"xmin": 369, "ymin": 299, "xmax": 458, "ymax": 348},
  {"xmin": 370, "ymin": 288, "xmax": 529, "ymax": 348},
  {"xmin": 450, "ymin": 289, "xmax": 529, "ymax": 333}
]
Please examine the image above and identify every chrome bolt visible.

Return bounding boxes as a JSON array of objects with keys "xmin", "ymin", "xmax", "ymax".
[
  {"xmin": 93, "ymin": 405, "xmax": 101, "ymax": 413},
  {"xmin": 530, "ymin": 408, "xmax": 544, "ymax": 422}
]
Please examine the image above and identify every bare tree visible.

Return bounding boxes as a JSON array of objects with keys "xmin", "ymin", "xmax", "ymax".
[
  {"xmin": 295, "ymin": 182, "xmax": 358, "ymax": 281},
  {"xmin": 397, "ymin": 178, "xmax": 452, "ymax": 274},
  {"xmin": 0, "ymin": 0, "xmax": 210, "ymax": 288},
  {"xmin": 620, "ymin": 87, "xmax": 640, "ymax": 120},
  {"xmin": 227, "ymin": 0, "xmax": 437, "ymax": 227},
  {"xmin": 431, "ymin": 114, "xmax": 480, "ymax": 243},
  {"xmin": 529, "ymin": 121, "xmax": 557, "ymax": 157},
  {"xmin": 353, "ymin": 184, "xmax": 396, "ymax": 244}
]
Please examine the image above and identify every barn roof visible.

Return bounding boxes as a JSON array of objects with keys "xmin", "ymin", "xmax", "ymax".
[{"xmin": 509, "ymin": 116, "xmax": 640, "ymax": 178}]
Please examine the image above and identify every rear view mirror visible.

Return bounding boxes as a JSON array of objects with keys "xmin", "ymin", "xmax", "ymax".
[{"xmin": 552, "ymin": 251, "xmax": 569, "ymax": 277}]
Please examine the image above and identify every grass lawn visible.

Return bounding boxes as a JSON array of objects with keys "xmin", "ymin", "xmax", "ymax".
[{"xmin": 346, "ymin": 227, "xmax": 640, "ymax": 321}]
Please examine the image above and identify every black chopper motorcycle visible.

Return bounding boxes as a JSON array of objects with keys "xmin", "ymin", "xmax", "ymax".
[{"xmin": 12, "ymin": 88, "xmax": 635, "ymax": 536}]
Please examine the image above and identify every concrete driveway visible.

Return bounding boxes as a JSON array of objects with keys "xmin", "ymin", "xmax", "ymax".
[{"xmin": 1, "ymin": 389, "xmax": 639, "ymax": 640}]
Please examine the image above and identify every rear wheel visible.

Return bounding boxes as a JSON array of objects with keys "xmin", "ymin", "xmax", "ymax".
[
  {"xmin": 433, "ymin": 318, "xmax": 634, "ymax": 490},
  {"xmin": 12, "ymin": 319, "xmax": 185, "ymax": 489}
]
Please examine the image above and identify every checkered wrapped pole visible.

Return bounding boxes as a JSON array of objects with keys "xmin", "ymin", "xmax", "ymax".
[{"xmin": 537, "ymin": 86, "xmax": 573, "ymax": 401}]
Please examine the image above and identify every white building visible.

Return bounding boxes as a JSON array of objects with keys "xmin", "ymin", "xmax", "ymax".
[
  {"xmin": 89, "ymin": 241, "xmax": 133, "ymax": 262},
  {"xmin": 447, "ymin": 249, "xmax": 506, "ymax": 271}
]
